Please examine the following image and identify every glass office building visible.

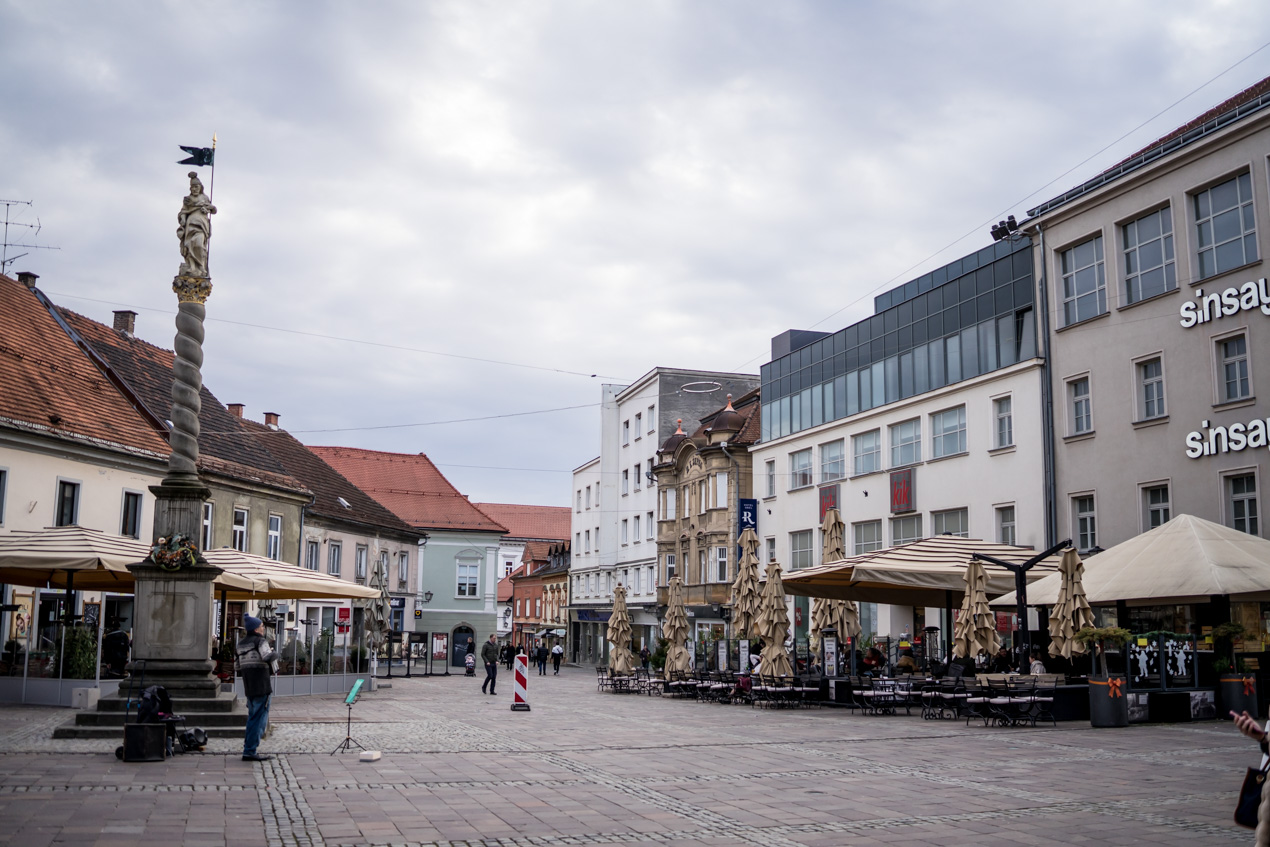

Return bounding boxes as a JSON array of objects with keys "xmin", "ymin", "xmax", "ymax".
[{"xmin": 760, "ymin": 238, "xmax": 1036, "ymax": 442}]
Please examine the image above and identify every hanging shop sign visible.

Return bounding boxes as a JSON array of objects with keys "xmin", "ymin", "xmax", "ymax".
[
  {"xmin": 819, "ymin": 484, "xmax": 839, "ymax": 520},
  {"xmin": 1185, "ymin": 415, "xmax": 1270, "ymax": 458},
  {"xmin": 738, "ymin": 498, "xmax": 758, "ymax": 534},
  {"xmin": 1179, "ymin": 278, "xmax": 1270, "ymax": 327},
  {"xmin": 890, "ymin": 468, "xmax": 915, "ymax": 514}
]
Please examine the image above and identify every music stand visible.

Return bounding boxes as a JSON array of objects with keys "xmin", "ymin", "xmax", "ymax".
[{"xmin": 331, "ymin": 679, "xmax": 365, "ymax": 755}]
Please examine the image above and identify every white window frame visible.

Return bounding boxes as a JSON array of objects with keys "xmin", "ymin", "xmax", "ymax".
[
  {"xmin": 201, "ymin": 502, "xmax": 213, "ymax": 550},
  {"xmin": 1141, "ymin": 482, "xmax": 1171, "ymax": 531},
  {"xmin": 328, "ymin": 541, "xmax": 342, "ymax": 576},
  {"xmin": 993, "ymin": 395, "xmax": 1014, "ymax": 449},
  {"xmin": 715, "ymin": 546, "xmax": 728, "ymax": 583},
  {"xmin": 1193, "ymin": 171, "xmax": 1258, "ymax": 281},
  {"xmin": 584, "ymin": 529, "xmax": 591, "ymax": 553},
  {"xmin": 1059, "ymin": 233, "xmax": 1106, "ymax": 326},
  {"xmin": 853, "ymin": 520, "xmax": 883, "ymax": 554},
  {"xmin": 765, "ymin": 537, "xmax": 776, "ymax": 563},
  {"xmin": 54, "ymin": 478, "xmax": 80, "ymax": 527},
  {"xmin": 891, "ymin": 514, "xmax": 923, "ymax": 546},
  {"xmin": 665, "ymin": 553, "xmax": 677, "ymax": 582},
  {"xmin": 789, "ymin": 530, "xmax": 814, "ymax": 570},
  {"xmin": 355, "ymin": 545, "xmax": 368, "ymax": 581},
  {"xmin": 1068, "ymin": 375, "xmax": 1092, "ymax": 436},
  {"xmin": 663, "ymin": 488, "xmax": 677, "ymax": 520},
  {"xmin": 713, "ymin": 472, "xmax": 727, "ymax": 508},
  {"xmin": 1135, "ymin": 355, "xmax": 1167, "ymax": 421},
  {"xmin": 623, "ymin": 419, "xmax": 630, "ymax": 445},
  {"xmin": 1073, "ymin": 494, "xmax": 1097, "ymax": 552},
  {"xmin": 698, "ymin": 479, "xmax": 708, "ymax": 515},
  {"xmin": 120, "ymin": 489, "xmax": 143, "ymax": 539},
  {"xmin": 585, "ymin": 485, "xmax": 591, "ymax": 509},
  {"xmin": 305, "ymin": 539, "xmax": 320, "ymax": 571},
  {"xmin": 1216, "ymin": 330, "xmax": 1252, "ymax": 404},
  {"xmin": 820, "ymin": 440, "xmax": 845, "ymax": 483},
  {"xmin": 932, "ymin": 508, "xmax": 968, "ymax": 538},
  {"xmin": 266, "ymin": 514, "xmax": 282, "ymax": 560},
  {"xmin": 621, "ymin": 519, "xmax": 629, "ymax": 545},
  {"xmin": 765, "ymin": 459, "xmax": 776, "ymax": 498},
  {"xmin": 996, "ymin": 505, "xmax": 1016, "ymax": 546},
  {"xmin": 853, "ymin": 430, "xmax": 881, "ymax": 475},
  {"xmin": 789, "ymin": 448, "xmax": 813, "ymax": 490},
  {"xmin": 398, "ymin": 552, "xmax": 409, "ymax": 589},
  {"xmin": 622, "ymin": 469, "xmax": 629, "ymax": 496},
  {"xmin": 931, "ymin": 406, "xmax": 967, "ymax": 459},
  {"xmin": 0, "ymin": 467, "xmax": 7, "ymax": 526},
  {"xmin": 648, "ymin": 405, "xmax": 656, "ymax": 434},
  {"xmin": 1121, "ymin": 205, "xmax": 1176, "ymax": 304},
  {"xmin": 231, "ymin": 507, "xmax": 248, "ymax": 552},
  {"xmin": 634, "ymin": 462, "xmax": 642, "ymax": 491},
  {"xmin": 456, "ymin": 557, "xmax": 480, "ymax": 598},
  {"xmin": 632, "ymin": 514, "xmax": 641, "ymax": 543},
  {"xmin": 1225, "ymin": 470, "xmax": 1260, "ymax": 536},
  {"xmin": 646, "ymin": 511, "xmax": 654, "ymax": 540},
  {"xmin": 634, "ymin": 412, "xmax": 642, "ymax": 439},
  {"xmin": 889, "ymin": 419, "xmax": 921, "ymax": 468}
]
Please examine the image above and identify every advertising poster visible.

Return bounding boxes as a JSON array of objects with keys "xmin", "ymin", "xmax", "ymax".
[
  {"xmin": 716, "ymin": 640, "xmax": 728, "ymax": 671},
  {"xmin": 823, "ymin": 636, "xmax": 838, "ymax": 675},
  {"xmin": 739, "ymin": 639, "xmax": 750, "ymax": 670},
  {"xmin": 8, "ymin": 594, "xmax": 32, "ymax": 642},
  {"xmin": 431, "ymin": 632, "xmax": 449, "ymax": 661}
]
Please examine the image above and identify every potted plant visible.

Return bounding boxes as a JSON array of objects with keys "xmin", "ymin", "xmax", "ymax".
[
  {"xmin": 1212, "ymin": 622, "xmax": 1257, "ymax": 718},
  {"xmin": 1075, "ymin": 626, "xmax": 1132, "ymax": 727}
]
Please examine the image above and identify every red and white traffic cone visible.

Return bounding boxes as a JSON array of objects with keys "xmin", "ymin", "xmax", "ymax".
[{"xmin": 511, "ymin": 653, "xmax": 531, "ymax": 711}]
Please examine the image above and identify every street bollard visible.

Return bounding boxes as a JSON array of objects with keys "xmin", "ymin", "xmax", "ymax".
[{"xmin": 511, "ymin": 653, "xmax": 530, "ymax": 711}]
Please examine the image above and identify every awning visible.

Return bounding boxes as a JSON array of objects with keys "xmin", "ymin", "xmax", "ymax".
[
  {"xmin": 992, "ymin": 514, "xmax": 1270, "ymax": 608},
  {"xmin": 0, "ymin": 526, "xmax": 378, "ymax": 600},
  {"xmin": 783, "ymin": 535, "xmax": 1064, "ymax": 606}
]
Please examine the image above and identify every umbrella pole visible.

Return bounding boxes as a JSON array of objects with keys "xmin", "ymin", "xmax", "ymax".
[
  {"xmin": 944, "ymin": 590, "xmax": 954, "ymax": 667},
  {"xmin": 58, "ymin": 571, "xmax": 74, "ymax": 683},
  {"xmin": 93, "ymin": 593, "xmax": 106, "ymax": 690},
  {"xmin": 21, "ymin": 596, "xmax": 32, "ymax": 704},
  {"xmin": 218, "ymin": 590, "xmax": 228, "ymax": 659}
]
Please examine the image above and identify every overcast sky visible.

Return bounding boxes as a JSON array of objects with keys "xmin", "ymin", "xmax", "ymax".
[{"xmin": 2, "ymin": 2, "xmax": 1269, "ymax": 506}]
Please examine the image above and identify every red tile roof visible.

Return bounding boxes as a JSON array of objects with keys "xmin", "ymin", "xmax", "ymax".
[
  {"xmin": 238, "ymin": 420, "xmax": 418, "ymax": 535},
  {"xmin": 497, "ymin": 565, "xmax": 524, "ymax": 602},
  {"xmin": 312, "ymin": 446, "xmax": 508, "ymax": 534},
  {"xmin": 0, "ymin": 275, "xmax": 169, "ymax": 459},
  {"xmin": 474, "ymin": 503, "xmax": 571, "ymax": 542},
  {"xmin": 520, "ymin": 540, "xmax": 552, "ymax": 567},
  {"xmin": 56, "ymin": 306, "xmax": 307, "ymax": 494}
]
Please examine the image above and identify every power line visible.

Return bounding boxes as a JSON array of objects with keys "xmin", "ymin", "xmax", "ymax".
[
  {"xmin": 735, "ymin": 40, "xmax": 1270, "ymax": 371},
  {"xmin": 46, "ymin": 291, "xmax": 632, "ymax": 382},
  {"xmin": 286, "ymin": 402, "xmax": 598, "ymax": 434}
]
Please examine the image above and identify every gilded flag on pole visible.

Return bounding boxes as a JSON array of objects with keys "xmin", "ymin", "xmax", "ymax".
[{"xmin": 178, "ymin": 146, "xmax": 215, "ymax": 167}]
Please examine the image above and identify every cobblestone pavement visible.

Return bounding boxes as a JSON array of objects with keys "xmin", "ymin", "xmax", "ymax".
[{"xmin": 0, "ymin": 667, "xmax": 1260, "ymax": 845}]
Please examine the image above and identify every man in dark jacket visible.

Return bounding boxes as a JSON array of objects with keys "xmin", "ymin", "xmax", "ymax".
[
  {"xmin": 480, "ymin": 634, "xmax": 500, "ymax": 694},
  {"xmin": 236, "ymin": 615, "xmax": 279, "ymax": 762},
  {"xmin": 535, "ymin": 642, "xmax": 549, "ymax": 675}
]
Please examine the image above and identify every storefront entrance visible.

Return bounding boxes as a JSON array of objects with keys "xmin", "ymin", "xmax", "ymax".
[{"xmin": 452, "ymin": 625, "xmax": 474, "ymax": 666}]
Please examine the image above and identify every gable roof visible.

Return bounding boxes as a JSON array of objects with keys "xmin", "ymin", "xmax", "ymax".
[
  {"xmin": 57, "ymin": 307, "xmax": 296, "ymax": 479},
  {"xmin": 312, "ymin": 446, "xmax": 507, "ymax": 534},
  {"xmin": 1028, "ymin": 74, "xmax": 1270, "ymax": 218},
  {"xmin": 237, "ymin": 419, "xmax": 419, "ymax": 536},
  {"xmin": 0, "ymin": 275, "xmax": 169, "ymax": 459},
  {"xmin": 474, "ymin": 503, "xmax": 571, "ymax": 542}
]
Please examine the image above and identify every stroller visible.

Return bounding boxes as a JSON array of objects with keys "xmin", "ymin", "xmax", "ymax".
[{"xmin": 464, "ymin": 652, "xmax": 476, "ymax": 676}]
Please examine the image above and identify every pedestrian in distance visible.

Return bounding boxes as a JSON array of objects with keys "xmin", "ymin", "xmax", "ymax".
[
  {"xmin": 236, "ymin": 615, "xmax": 279, "ymax": 762},
  {"xmin": 551, "ymin": 641, "xmax": 564, "ymax": 674},
  {"xmin": 480, "ymin": 633, "xmax": 500, "ymax": 694},
  {"xmin": 639, "ymin": 645, "xmax": 650, "ymax": 672},
  {"xmin": 535, "ymin": 641, "xmax": 549, "ymax": 675},
  {"xmin": 501, "ymin": 642, "xmax": 513, "ymax": 670}
]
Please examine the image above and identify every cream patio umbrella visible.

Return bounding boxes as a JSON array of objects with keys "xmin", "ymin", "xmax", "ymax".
[
  {"xmin": 364, "ymin": 552, "xmax": 392, "ymax": 651},
  {"xmin": 755, "ymin": 561, "xmax": 794, "ymax": 677},
  {"xmin": 606, "ymin": 584, "xmax": 635, "ymax": 674},
  {"xmin": 952, "ymin": 579, "xmax": 975, "ymax": 658},
  {"xmin": 967, "ymin": 559, "xmax": 1000, "ymax": 657},
  {"xmin": 663, "ymin": 577, "xmax": 692, "ymax": 678},
  {"xmin": 1048, "ymin": 548, "xmax": 1095, "ymax": 660},
  {"xmin": 731, "ymin": 528, "xmax": 762, "ymax": 640},
  {"xmin": 810, "ymin": 597, "xmax": 833, "ymax": 651},
  {"xmin": 821, "ymin": 508, "xmax": 846, "ymax": 563}
]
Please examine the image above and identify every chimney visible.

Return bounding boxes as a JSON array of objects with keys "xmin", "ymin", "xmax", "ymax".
[
  {"xmin": 264, "ymin": 412, "xmax": 280, "ymax": 430},
  {"xmin": 227, "ymin": 403, "xmax": 244, "ymax": 418},
  {"xmin": 16, "ymin": 271, "xmax": 38, "ymax": 290},
  {"xmin": 113, "ymin": 310, "xmax": 137, "ymax": 336}
]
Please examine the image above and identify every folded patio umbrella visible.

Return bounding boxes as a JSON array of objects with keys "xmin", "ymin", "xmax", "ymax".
[
  {"xmin": 730, "ymin": 527, "xmax": 762, "ymax": 641},
  {"xmin": 1047, "ymin": 548, "xmax": 1094, "ymax": 659},
  {"xmin": 821, "ymin": 508, "xmax": 846, "ymax": 563},
  {"xmin": 663, "ymin": 577, "xmax": 691, "ymax": 678},
  {"xmin": 967, "ymin": 559, "xmax": 1000, "ymax": 657},
  {"xmin": 756, "ymin": 561, "xmax": 793, "ymax": 677},
  {"xmin": 606, "ymin": 584, "xmax": 634, "ymax": 674}
]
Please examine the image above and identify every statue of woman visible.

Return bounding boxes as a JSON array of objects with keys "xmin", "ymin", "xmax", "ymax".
[{"xmin": 176, "ymin": 171, "xmax": 216, "ymax": 278}]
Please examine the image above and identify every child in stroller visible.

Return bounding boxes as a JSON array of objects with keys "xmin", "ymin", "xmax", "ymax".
[{"xmin": 464, "ymin": 652, "xmax": 476, "ymax": 676}]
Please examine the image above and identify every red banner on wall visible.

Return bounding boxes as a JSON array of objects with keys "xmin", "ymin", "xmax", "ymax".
[{"xmin": 890, "ymin": 468, "xmax": 915, "ymax": 513}]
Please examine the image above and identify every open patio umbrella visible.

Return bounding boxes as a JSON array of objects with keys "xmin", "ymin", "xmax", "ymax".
[
  {"xmin": 995, "ymin": 515, "xmax": 1270, "ymax": 608},
  {"xmin": 731, "ymin": 527, "xmax": 762, "ymax": 640},
  {"xmin": 1047, "ymin": 548, "xmax": 1095, "ymax": 659},
  {"xmin": 606, "ymin": 584, "xmax": 634, "ymax": 674},
  {"xmin": 663, "ymin": 577, "xmax": 691, "ymax": 678},
  {"xmin": 821, "ymin": 508, "xmax": 846, "ymax": 563},
  {"xmin": 756, "ymin": 561, "xmax": 794, "ymax": 677}
]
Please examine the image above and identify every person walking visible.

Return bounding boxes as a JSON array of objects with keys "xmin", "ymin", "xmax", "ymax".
[
  {"xmin": 639, "ymin": 645, "xmax": 650, "ymax": 672},
  {"xmin": 535, "ymin": 641, "xmax": 549, "ymax": 675},
  {"xmin": 480, "ymin": 633, "xmax": 500, "ymax": 694},
  {"xmin": 236, "ymin": 615, "xmax": 278, "ymax": 762},
  {"xmin": 551, "ymin": 641, "xmax": 564, "ymax": 674}
]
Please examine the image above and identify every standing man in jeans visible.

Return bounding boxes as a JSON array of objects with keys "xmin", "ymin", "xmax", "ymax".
[
  {"xmin": 236, "ymin": 615, "xmax": 278, "ymax": 762},
  {"xmin": 480, "ymin": 633, "xmax": 500, "ymax": 695}
]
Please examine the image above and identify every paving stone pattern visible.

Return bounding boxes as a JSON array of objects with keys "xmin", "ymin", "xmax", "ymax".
[{"xmin": 0, "ymin": 667, "xmax": 1259, "ymax": 845}]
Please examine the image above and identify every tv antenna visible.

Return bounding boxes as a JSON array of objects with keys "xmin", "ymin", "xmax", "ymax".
[{"xmin": 1, "ymin": 200, "xmax": 60, "ymax": 275}]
